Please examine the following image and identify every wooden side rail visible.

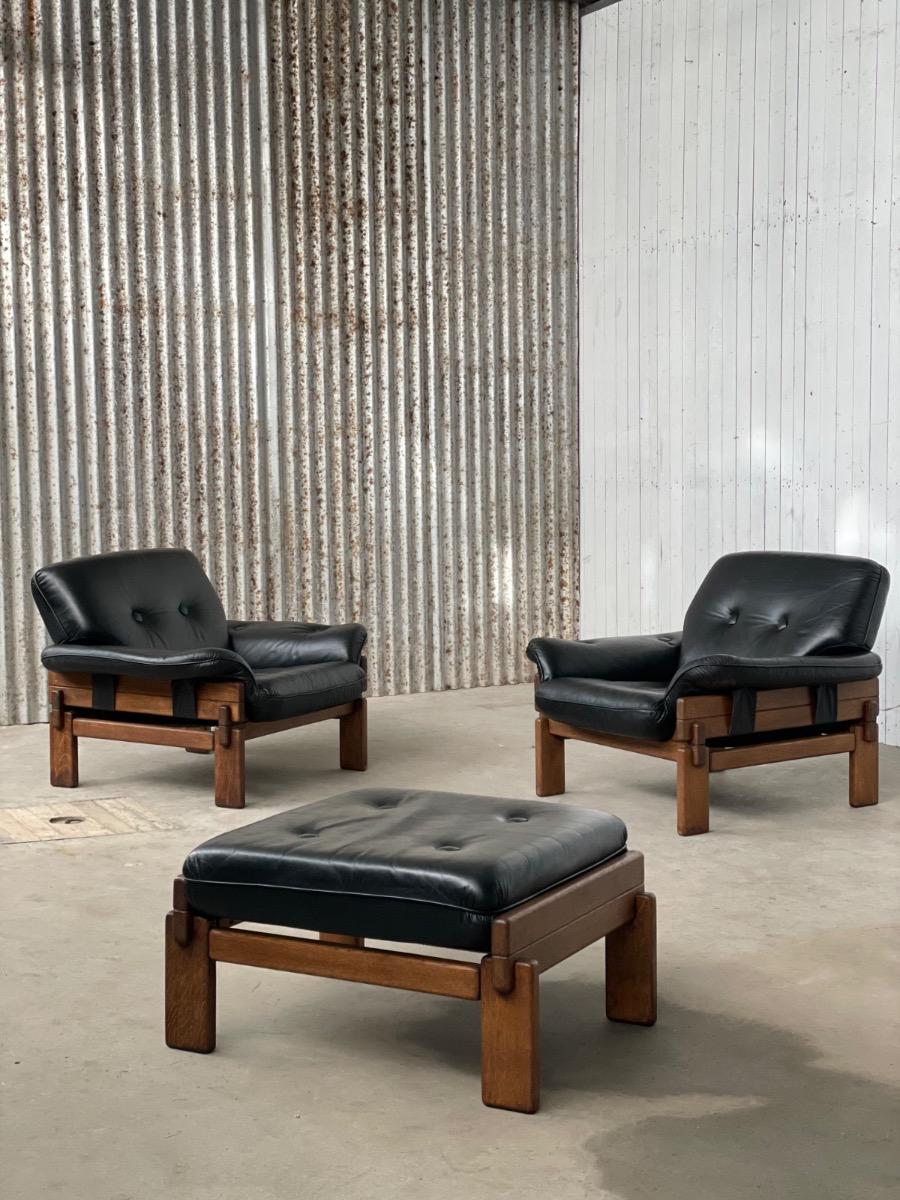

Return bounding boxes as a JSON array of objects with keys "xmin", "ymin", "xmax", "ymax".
[
  {"xmin": 72, "ymin": 717, "xmax": 216, "ymax": 751},
  {"xmin": 47, "ymin": 670, "xmax": 245, "ymax": 722},
  {"xmin": 708, "ymin": 731, "xmax": 855, "ymax": 771},
  {"xmin": 673, "ymin": 678, "xmax": 877, "ymax": 739},
  {"xmin": 207, "ymin": 927, "xmax": 482, "ymax": 1001},
  {"xmin": 242, "ymin": 703, "xmax": 355, "ymax": 740},
  {"xmin": 492, "ymin": 850, "xmax": 645, "ymax": 956}
]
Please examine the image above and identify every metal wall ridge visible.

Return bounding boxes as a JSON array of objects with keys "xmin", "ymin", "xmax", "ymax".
[{"xmin": 0, "ymin": 0, "xmax": 580, "ymax": 725}]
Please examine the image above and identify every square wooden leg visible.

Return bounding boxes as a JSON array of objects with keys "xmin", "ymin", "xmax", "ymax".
[
  {"xmin": 214, "ymin": 729, "xmax": 246, "ymax": 808},
  {"xmin": 676, "ymin": 749, "xmax": 709, "ymax": 835},
  {"xmin": 480, "ymin": 958, "xmax": 540, "ymax": 1113},
  {"xmin": 50, "ymin": 710, "xmax": 78, "ymax": 788},
  {"xmin": 535, "ymin": 716, "xmax": 565, "ymax": 797},
  {"xmin": 605, "ymin": 892, "xmax": 657, "ymax": 1025},
  {"xmin": 165, "ymin": 913, "xmax": 216, "ymax": 1053},
  {"xmin": 340, "ymin": 698, "xmax": 367, "ymax": 771},
  {"xmin": 849, "ymin": 723, "xmax": 878, "ymax": 808}
]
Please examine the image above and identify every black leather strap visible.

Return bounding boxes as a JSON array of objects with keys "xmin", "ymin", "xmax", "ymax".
[
  {"xmin": 729, "ymin": 688, "xmax": 757, "ymax": 736},
  {"xmin": 172, "ymin": 679, "xmax": 198, "ymax": 720},
  {"xmin": 814, "ymin": 683, "xmax": 837, "ymax": 725},
  {"xmin": 92, "ymin": 673, "xmax": 117, "ymax": 710}
]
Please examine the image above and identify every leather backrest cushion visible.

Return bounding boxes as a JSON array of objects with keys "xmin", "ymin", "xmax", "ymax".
[
  {"xmin": 681, "ymin": 551, "xmax": 890, "ymax": 664},
  {"xmin": 31, "ymin": 548, "xmax": 228, "ymax": 649}
]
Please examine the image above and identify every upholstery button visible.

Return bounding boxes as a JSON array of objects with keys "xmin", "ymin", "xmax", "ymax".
[
  {"xmin": 296, "ymin": 831, "xmax": 318, "ymax": 839},
  {"xmin": 438, "ymin": 844, "xmax": 461, "ymax": 852},
  {"xmin": 178, "ymin": 603, "xmax": 190, "ymax": 616},
  {"xmin": 132, "ymin": 610, "xmax": 144, "ymax": 623},
  {"xmin": 506, "ymin": 816, "xmax": 528, "ymax": 823}
]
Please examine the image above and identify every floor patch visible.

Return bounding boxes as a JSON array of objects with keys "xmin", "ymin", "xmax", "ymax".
[{"xmin": 0, "ymin": 797, "xmax": 174, "ymax": 844}]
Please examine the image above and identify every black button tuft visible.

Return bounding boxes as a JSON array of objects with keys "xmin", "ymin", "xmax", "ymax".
[
  {"xmin": 178, "ymin": 603, "xmax": 190, "ymax": 616},
  {"xmin": 132, "ymin": 610, "xmax": 144, "ymax": 623}
]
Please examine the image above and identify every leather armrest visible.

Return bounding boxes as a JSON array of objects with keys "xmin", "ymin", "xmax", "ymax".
[
  {"xmin": 667, "ymin": 651, "xmax": 882, "ymax": 699},
  {"xmin": 526, "ymin": 632, "xmax": 682, "ymax": 682},
  {"xmin": 227, "ymin": 621, "xmax": 367, "ymax": 669},
  {"xmin": 41, "ymin": 643, "xmax": 253, "ymax": 682}
]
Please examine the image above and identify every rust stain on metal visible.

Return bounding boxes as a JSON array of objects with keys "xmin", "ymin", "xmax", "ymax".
[{"xmin": 0, "ymin": 0, "xmax": 579, "ymax": 725}]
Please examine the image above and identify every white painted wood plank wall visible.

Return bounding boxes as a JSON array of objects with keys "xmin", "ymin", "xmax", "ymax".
[{"xmin": 579, "ymin": 0, "xmax": 900, "ymax": 745}]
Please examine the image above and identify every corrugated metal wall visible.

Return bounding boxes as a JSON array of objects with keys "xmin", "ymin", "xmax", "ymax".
[
  {"xmin": 579, "ymin": 0, "xmax": 900, "ymax": 744},
  {"xmin": 0, "ymin": 0, "xmax": 579, "ymax": 725}
]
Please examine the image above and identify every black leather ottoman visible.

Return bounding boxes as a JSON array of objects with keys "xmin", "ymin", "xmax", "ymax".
[{"xmin": 165, "ymin": 788, "xmax": 657, "ymax": 1113}]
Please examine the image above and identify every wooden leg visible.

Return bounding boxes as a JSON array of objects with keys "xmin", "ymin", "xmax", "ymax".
[
  {"xmin": 676, "ymin": 747, "xmax": 709, "ymax": 835},
  {"xmin": 50, "ymin": 711, "xmax": 79, "ymax": 788},
  {"xmin": 339, "ymin": 698, "xmax": 367, "ymax": 771},
  {"xmin": 535, "ymin": 716, "xmax": 565, "ymax": 797},
  {"xmin": 165, "ymin": 913, "xmax": 216, "ymax": 1053},
  {"xmin": 605, "ymin": 892, "xmax": 657, "ymax": 1026},
  {"xmin": 214, "ymin": 729, "xmax": 246, "ymax": 808},
  {"xmin": 849, "ymin": 724, "xmax": 878, "ymax": 808},
  {"xmin": 480, "ymin": 958, "xmax": 540, "ymax": 1113},
  {"xmin": 320, "ymin": 931, "xmax": 364, "ymax": 947}
]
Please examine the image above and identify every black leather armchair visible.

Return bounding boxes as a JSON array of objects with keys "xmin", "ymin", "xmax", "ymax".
[
  {"xmin": 32, "ymin": 548, "xmax": 368, "ymax": 807},
  {"xmin": 527, "ymin": 552, "xmax": 889, "ymax": 835}
]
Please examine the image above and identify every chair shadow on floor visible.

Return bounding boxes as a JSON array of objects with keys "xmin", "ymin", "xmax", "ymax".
[{"xmin": 304, "ymin": 976, "xmax": 899, "ymax": 1200}]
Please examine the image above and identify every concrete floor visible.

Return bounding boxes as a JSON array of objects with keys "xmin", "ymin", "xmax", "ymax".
[{"xmin": 1, "ymin": 683, "xmax": 898, "ymax": 1200}]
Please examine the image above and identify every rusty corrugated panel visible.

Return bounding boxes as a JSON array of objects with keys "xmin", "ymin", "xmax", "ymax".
[{"xmin": 0, "ymin": 0, "xmax": 579, "ymax": 725}]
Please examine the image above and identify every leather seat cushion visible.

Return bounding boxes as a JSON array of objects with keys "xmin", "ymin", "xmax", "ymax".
[
  {"xmin": 535, "ymin": 678, "xmax": 674, "ymax": 741},
  {"xmin": 245, "ymin": 661, "xmax": 366, "ymax": 721},
  {"xmin": 182, "ymin": 788, "xmax": 629, "ymax": 951}
]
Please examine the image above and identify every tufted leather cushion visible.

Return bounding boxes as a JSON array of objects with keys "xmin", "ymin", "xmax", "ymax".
[
  {"xmin": 680, "ymin": 551, "xmax": 889, "ymax": 663},
  {"xmin": 32, "ymin": 548, "xmax": 227, "ymax": 650},
  {"xmin": 182, "ymin": 789, "xmax": 629, "ymax": 951}
]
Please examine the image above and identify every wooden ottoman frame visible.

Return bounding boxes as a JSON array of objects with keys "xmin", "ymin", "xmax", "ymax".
[
  {"xmin": 165, "ymin": 851, "xmax": 656, "ymax": 1114},
  {"xmin": 536, "ymin": 679, "xmax": 880, "ymax": 836},
  {"xmin": 47, "ymin": 670, "xmax": 367, "ymax": 809}
]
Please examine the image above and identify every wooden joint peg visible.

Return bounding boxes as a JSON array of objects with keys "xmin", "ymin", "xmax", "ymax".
[
  {"xmin": 862, "ymin": 699, "xmax": 879, "ymax": 743},
  {"xmin": 216, "ymin": 704, "xmax": 232, "ymax": 747},
  {"xmin": 50, "ymin": 687, "xmax": 65, "ymax": 730},
  {"xmin": 690, "ymin": 721, "xmax": 708, "ymax": 768},
  {"xmin": 490, "ymin": 957, "xmax": 516, "ymax": 996}
]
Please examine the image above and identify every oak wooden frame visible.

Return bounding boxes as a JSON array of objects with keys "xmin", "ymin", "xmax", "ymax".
[
  {"xmin": 535, "ymin": 678, "xmax": 880, "ymax": 836},
  {"xmin": 47, "ymin": 669, "xmax": 367, "ymax": 808},
  {"xmin": 165, "ymin": 851, "xmax": 656, "ymax": 1114}
]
